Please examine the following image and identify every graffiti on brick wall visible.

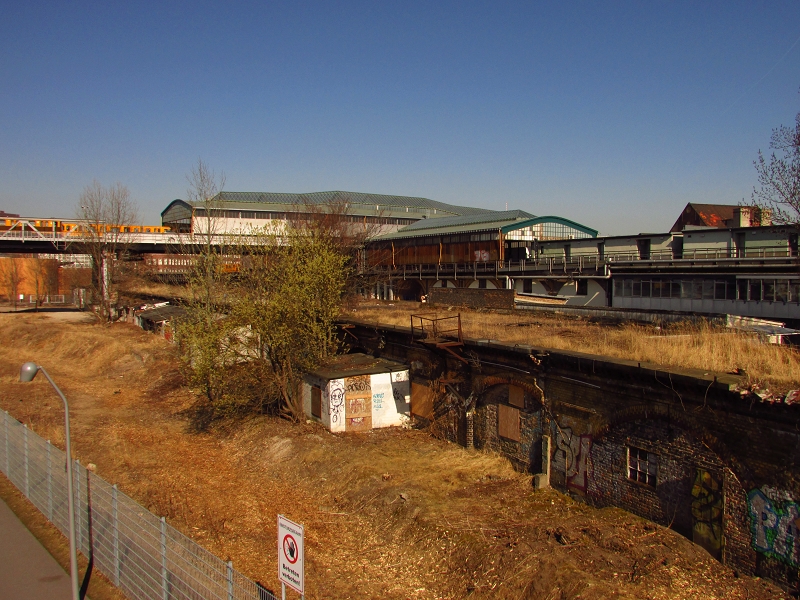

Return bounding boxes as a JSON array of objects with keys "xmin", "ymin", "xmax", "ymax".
[
  {"xmin": 691, "ymin": 468, "xmax": 723, "ymax": 560},
  {"xmin": 748, "ymin": 488, "xmax": 800, "ymax": 567},
  {"xmin": 555, "ymin": 427, "xmax": 592, "ymax": 491}
]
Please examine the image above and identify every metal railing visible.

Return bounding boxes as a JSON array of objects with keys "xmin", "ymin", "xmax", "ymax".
[
  {"xmin": 410, "ymin": 313, "xmax": 463, "ymax": 343},
  {"xmin": 0, "ymin": 410, "xmax": 275, "ymax": 600},
  {"xmin": 369, "ymin": 247, "xmax": 798, "ymax": 278}
]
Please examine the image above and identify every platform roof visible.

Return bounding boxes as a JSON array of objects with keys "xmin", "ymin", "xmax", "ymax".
[
  {"xmin": 373, "ymin": 211, "xmax": 598, "ymax": 241},
  {"xmin": 162, "ymin": 191, "xmax": 493, "ymax": 221}
]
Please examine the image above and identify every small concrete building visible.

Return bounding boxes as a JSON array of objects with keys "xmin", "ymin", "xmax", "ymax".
[{"xmin": 302, "ymin": 354, "xmax": 411, "ymax": 433}]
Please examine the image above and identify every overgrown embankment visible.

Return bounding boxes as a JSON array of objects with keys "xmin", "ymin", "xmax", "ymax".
[
  {"xmin": 351, "ymin": 300, "xmax": 800, "ymax": 394},
  {"xmin": 0, "ymin": 313, "xmax": 788, "ymax": 599}
]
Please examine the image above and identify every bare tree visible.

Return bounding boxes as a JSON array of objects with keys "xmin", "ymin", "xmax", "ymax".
[
  {"xmin": 0, "ymin": 257, "xmax": 25, "ymax": 310},
  {"xmin": 752, "ymin": 109, "xmax": 800, "ymax": 225},
  {"xmin": 75, "ymin": 181, "xmax": 139, "ymax": 320},
  {"xmin": 183, "ymin": 159, "xmax": 228, "ymax": 311}
]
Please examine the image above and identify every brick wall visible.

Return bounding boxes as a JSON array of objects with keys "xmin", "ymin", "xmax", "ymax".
[
  {"xmin": 428, "ymin": 287, "xmax": 515, "ymax": 309},
  {"xmin": 340, "ymin": 319, "xmax": 800, "ymax": 589}
]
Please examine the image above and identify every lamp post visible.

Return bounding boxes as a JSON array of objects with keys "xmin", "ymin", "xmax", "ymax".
[{"xmin": 20, "ymin": 362, "xmax": 80, "ymax": 600}]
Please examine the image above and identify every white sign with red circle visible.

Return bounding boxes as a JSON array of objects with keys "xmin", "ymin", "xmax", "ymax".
[{"xmin": 278, "ymin": 515, "xmax": 304, "ymax": 594}]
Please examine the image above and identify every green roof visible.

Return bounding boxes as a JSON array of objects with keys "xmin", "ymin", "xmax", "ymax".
[
  {"xmin": 373, "ymin": 212, "xmax": 597, "ymax": 241},
  {"xmin": 162, "ymin": 191, "xmax": 493, "ymax": 220}
]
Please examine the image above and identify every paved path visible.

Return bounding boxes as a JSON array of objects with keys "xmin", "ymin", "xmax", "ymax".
[{"xmin": 0, "ymin": 497, "xmax": 73, "ymax": 599}]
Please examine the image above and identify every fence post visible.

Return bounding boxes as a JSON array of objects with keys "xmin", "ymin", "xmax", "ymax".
[
  {"xmin": 75, "ymin": 459, "xmax": 82, "ymax": 553},
  {"xmin": 3, "ymin": 411, "xmax": 8, "ymax": 476},
  {"xmin": 112, "ymin": 484, "xmax": 119, "ymax": 586},
  {"xmin": 46, "ymin": 440, "xmax": 53, "ymax": 521},
  {"xmin": 23, "ymin": 424, "xmax": 29, "ymax": 498},
  {"xmin": 227, "ymin": 560, "xmax": 234, "ymax": 600},
  {"xmin": 160, "ymin": 516, "xmax": 168, "ymax": 600}
]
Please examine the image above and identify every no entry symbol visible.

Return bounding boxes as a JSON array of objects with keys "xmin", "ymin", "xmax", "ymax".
[{"xmin": 282, "ymin": 534, "xmax": 299, "ymax": 564}]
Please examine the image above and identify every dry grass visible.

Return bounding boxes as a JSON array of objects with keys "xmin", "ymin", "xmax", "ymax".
[
  {"xmin": 0, "ymin": 313, "xmax": 789, "ymax": 599},
  {"xmin": 349, "ymin": 301, "xmax": 800, "ymax": 392}
]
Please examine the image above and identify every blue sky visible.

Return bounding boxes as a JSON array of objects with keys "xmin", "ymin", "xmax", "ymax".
[{"xmin": 1, "ymin": 1, "xmax": 799, "ymax": 235}]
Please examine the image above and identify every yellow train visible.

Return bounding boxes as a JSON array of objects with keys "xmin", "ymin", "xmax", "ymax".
[{"xmin": 0, "ymin": 218, "xmax": 172, "ymax": 235}]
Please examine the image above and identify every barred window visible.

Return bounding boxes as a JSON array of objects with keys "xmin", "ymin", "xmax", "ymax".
[{"xmin": 628, "ymin": 447, "xmax": 657, "ymax": 486}]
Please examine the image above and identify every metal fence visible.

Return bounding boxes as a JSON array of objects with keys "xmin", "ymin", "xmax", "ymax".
[{"xmin": 0, "ymin": 410, "xmax": 275, "ymax": 600}]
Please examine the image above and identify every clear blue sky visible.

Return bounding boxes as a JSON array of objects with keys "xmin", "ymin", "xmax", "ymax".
[{"xmin": 1, "ymin": 1, "xmax": 799, "ymax": 235}]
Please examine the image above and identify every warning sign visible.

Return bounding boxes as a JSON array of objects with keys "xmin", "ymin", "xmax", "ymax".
[{"xmin": 278, "ymin": 515, "xmax": 304, "ymax": 594}]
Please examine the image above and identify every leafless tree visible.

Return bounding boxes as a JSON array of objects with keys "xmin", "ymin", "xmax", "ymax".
[
  {"xmin": 75, "ymin": 181, "xmax": 139, "ymax": 320},
  {"xmin": 183, "ymin": 159, "xmax": 228, "ymax": 312},
  {"xmin": 752, "ymin": 109, "xmax": 800, "ymax": 225}
]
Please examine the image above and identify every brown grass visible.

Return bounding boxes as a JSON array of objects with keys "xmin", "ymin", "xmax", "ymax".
[
  {"xmin": 349, "ymin": 301, "xmax": 800, "ymax": 392},
  {"xmin": 0, "ymin": 313, "xmax": 789, "ymax": 599}
]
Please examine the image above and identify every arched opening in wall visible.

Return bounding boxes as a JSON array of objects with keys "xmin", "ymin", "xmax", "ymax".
[
  {"xmin": 473, "ymin": 381, "xmax": 543, "ymax": 473},
  {"xmin": 432, "ymin": 279, "xmax": 456, "ymax": 288},
  {"xmin": 467, "ymin": 279, "xmax": 498, "ymax": 289},
  {"xmin": 394, "ymin": 279, "xmax": 425, "ymax": 301}
]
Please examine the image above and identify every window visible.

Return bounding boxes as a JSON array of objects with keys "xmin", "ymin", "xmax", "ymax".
[
  {"xmin": 478, "ymin": 279, "xmax": 487, "ymax": 289},
  {"xmin": 628, "ymin": 447, "xmax": 657, "ymax": 486},
  {"xmin": 702, "ymin": 280, "xmax": 714, "ymax": 300},
  {"xmin": 776, "ymin": 281, "xmax": 788, "ymax": 303},
  {"xmin": 791, "ymin": 282, "xmax": 800, "ymax": 303},
  {"xmin": 311, "ymin": 386, "xmax": 322, "ymax": 418},
  {"xmin": 576, "ymin": 280, "xmax": 588, "ymax": 296},
  {"xmin": 737, "ymin": 280, "xmax": 748, "ymax": 301},
  {"xmin": 750, "ymin": 280, "xmax": 762, "ymax": 302},
  {"xmin": 763, "ymin": 280, "xmax": 775, "ymax": 302},
  {"xmin": 523, "ymin": 279, "xmax": 533, "ymax": 294}
]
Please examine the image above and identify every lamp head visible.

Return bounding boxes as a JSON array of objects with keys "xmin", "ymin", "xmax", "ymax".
[{"xmin": 20, "ymin": 362, "xmax": 39, "ymax": 383}]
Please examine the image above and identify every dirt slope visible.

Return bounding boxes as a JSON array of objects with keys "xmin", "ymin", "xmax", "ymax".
[{"xmin": 0, "ymin": 313, "xmax": 787, "ymax": 599}]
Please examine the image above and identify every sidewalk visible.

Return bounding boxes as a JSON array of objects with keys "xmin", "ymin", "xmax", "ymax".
[{"xmin": 0, "ymin": 497, "xmax": 73, "ymax": 600}]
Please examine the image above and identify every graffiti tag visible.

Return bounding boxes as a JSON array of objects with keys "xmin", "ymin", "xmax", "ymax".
[
  {"xmin": 345, "ymin": 376, "xmax": 371, "ymax": 394},
  {"xmin": 748, "ymin": 488, "xmax": 800, "ymax": 567},
  {"xmin": 555, "ymin": 427, "xmax": 591, "ymax": 491}
]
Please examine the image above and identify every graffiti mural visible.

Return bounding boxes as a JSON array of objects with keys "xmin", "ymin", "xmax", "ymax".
[
  {"xmin": 691, "ymin": 468, "xmax": 723, "ymax": 560},
  {"xmin": 748, "ymin": 488, "xmax": 800, "ymax": 567},
  {"xmin": 555, "ymin": 427, "xmax": 592, "ymax": 491},
  {"xmin": 329, "ymin": 380, "xmax": 345, "ymax": 424}
]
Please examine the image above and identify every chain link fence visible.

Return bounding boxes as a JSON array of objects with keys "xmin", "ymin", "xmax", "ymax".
[{"xmin": 1, "ymin": 410, "xmax": 276, "ymax": 600}]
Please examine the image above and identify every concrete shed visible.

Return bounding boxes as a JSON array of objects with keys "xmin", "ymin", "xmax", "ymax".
[{"xmin": 302, "ymin": 353, "xmax": 410, "ymax": 433}]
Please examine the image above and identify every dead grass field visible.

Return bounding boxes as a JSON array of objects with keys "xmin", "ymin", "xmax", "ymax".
[
  {"xmin": 349, "ymin": 301, "xmax": 800, "ymax": 393},
  {"xmin": 0, "ymin": 313, "xmax": 789, "ymax": 599}
]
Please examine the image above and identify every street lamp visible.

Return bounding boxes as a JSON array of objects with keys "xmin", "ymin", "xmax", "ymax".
[{"xmin": 20, "ymin": 362, "xmax": 80, "ymax": 600}]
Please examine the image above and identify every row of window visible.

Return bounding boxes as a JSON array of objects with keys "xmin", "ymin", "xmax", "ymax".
[
  {"xmin": 194, "ymin": 209, "xmax": 414, "ymax": 226},
  {"xmin": 614, "ymin": 278, "xmax": 800, "ymax": 303}
]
